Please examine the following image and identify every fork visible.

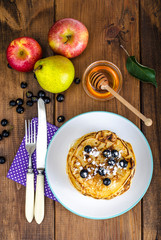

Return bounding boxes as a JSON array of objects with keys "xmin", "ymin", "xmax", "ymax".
[{"xmin": 25, "ymin": 120, "xmax": 36, "ymax": 223}]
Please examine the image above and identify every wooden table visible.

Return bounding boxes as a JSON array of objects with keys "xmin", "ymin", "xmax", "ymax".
[{"xmin": 0, "ymin": 0, "xmax": 160, "ymax": 239}]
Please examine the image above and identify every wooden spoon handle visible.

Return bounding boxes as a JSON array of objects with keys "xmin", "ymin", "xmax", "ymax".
[{"xmin": 102, "ymin": 84, "xmax": 152, "ymax": 126}]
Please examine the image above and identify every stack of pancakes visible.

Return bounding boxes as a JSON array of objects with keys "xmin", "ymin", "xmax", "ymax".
[{"xmin": 66, "ymin": 130, "xmax": 136, "ymax": 199}]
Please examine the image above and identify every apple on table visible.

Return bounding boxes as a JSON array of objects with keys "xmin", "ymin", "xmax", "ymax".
[
  {"xmin": 48, "ymin": 18, "xmax": 89, "ymax": 58},
  {"xmin": 6, "ymin": 37, "xmax": 42, "ymax": 72}
]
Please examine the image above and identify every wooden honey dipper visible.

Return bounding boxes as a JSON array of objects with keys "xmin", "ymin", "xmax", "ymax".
[{"xmin": 90, "ymin": 72, "xmax": 153, "ymax": 126}]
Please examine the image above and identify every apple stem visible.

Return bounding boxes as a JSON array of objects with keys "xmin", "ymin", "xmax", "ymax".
[
  {"xmin": 20, "ymin": 51, "xmax": 24, "ymax": 56},
  {"xmin": 33, "ymin": 65, "xmax": 42, "ymax": 72},
  {"xmin": 64, "ymin": 35, "xmax": 72, "ymax": 44}
]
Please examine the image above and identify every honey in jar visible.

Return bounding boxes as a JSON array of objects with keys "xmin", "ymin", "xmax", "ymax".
[{"xmin": 82, "ymin": 61, "xmax": 123, "ymax": 101}]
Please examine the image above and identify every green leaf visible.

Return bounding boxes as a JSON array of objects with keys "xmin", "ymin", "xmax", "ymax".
[{"xmin": 126, "ymin": 56, "xmax": 157, "ymax": 87}]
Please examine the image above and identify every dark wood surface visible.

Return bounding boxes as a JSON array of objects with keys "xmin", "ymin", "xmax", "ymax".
[
  {"xmin": 140, "ymin": 1, "xmax": 161, "ymax": 239},
  {"xmin": 0, "ymin": 0, "xmax": 160, "ymax": 239}
]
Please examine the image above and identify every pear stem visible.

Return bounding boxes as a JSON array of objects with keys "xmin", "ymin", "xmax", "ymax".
[
  {"xmin": 33, "ymin": 65, "xmax": 42, "ymax": 73},
  {"xmin": 8, "ymin": 125, "xmax": 14, "ymax": 132}
]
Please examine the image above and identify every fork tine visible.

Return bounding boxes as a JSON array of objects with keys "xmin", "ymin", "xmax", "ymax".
[
  {"xmin": 31, "ymin": 119, "xmax": 33, "ymax": 143},
  {"xmin": 28, "ymin": 120, "xmax": 30, "ymax": 143},
  {"xmin": 25, "ymin": 120, "xmax": 28, "ymax": 144},
  {"xmin": 34, "ymin": 120, "xmax": 36, "ymax": 144}
]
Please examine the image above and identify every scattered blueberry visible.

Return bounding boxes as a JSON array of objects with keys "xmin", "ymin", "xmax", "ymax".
[
  {"xmin": 16, "ymin": 106, "xmax": 24, "ymax": 114},
  {"xmin": 56, "ymin": 94, "xmax": 65, "ymax": 102},
  {"xmin": 84, "ymin": 145, "xmax": 92, "ymax": 153},
  {"xmin": 43, "ymin": 96, "xmax": 51, "ymax": 104},
  {"xmin": 0, "ymin": 156, "xmax": 6, "ymax": 164},
  {"xmin": 7, "ymin": 63, "xmax": 12, "ymax": 69},
  {"xmin": 16, "ymin": 98, "xmax": 24, "ymax": 105},
  {"xmin": 2, "ymin": 130, "xmax": 9, "ymax": 138},
  {"xmin": 107, "ymin": 157, "xmax": 116, "ymax": 166},
  {"xmin": 57, "ymin": 115, "xmax": 65, "ymax": 123},
  {"xmin": 103, "ymin": 178, "xmax": 111, "ymax": 186},
  {"xmin": 26, "ymin": 100, "xmax": 33, "ymax": 107},
  {"xmin": 74, "ymin": 77, "xmax": 81, "ymax": 84},
  {"xmin": 26, "ymin": 91, "xmax": 33, "ymax": 98},
  {"xmin": 80, "ymin": 169, "xmax": 88, "ymax": 178},
  {"xmin": 38, "ymin": 90, "xmax": 46, "ymax": 98},
  {"xmin": 31, "ymin": 96, "xmax": 38, "ymax": 103},
  {"xmin": 84, "ymin": 154, "xmax": 89, "ymax": 159},
  {"xmin": 98, "ymin": 167, "xmax": 106, "ymax": 176},
  {"xmin": 9, "ymin": 100, "xmax": 17, "ymax": 107},
  {"xmin": 34, "ymin": 73, "xmax": 37, "ymax": 80},
  {"xmin": 1, "ymin": 119, "xmax": 8, "ymax": 127},
  {"xmin": 119, "ymin": 159, "xmax": 128, "ymax": 168},
  {"xmin": 103, "ymin": 149, "xmax": 111, "ymax": 158},
  {"xmin": 21, "ymin": 82, "xmax": 28, "ymax": 89},
  {"xmin": 111, "ymin": 150, "xmax": 119, "ymax": 158},
  {"xmin": 0, "ymin": 134, "xmax": 3, "ymax": 141}
]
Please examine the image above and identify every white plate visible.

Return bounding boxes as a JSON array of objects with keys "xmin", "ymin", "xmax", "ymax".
[{"xmin": 45, "ymin": 111, "xmax": 153, "ymax": 219}]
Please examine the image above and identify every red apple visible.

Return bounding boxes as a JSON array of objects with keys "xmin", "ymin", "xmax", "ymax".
[
  {"xmin": 48, "ymin": 18, "xmax": 89, "ymax": 58},
  {"xmin": 6, "ymin": 37, "xmax": 42, "ymax": 72}
]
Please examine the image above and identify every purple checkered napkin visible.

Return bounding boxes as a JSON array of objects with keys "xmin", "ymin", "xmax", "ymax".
[{"xmin": 7, "ymin": 117, "xmax": 58, "ymax": 201}]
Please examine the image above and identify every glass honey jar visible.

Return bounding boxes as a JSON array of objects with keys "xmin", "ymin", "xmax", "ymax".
[{"xmin": 82, "ymin": 60, "xmax": 123, "ymax": 101}]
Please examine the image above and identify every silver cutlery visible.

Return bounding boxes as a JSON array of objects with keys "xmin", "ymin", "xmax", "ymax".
[
  {"xmin": 34, "ymin": 98, "xmax": 47, "ymax": 224},
  {"xmin": 25, "ymin": 119, "xmax": 36, "ymax": 223}
]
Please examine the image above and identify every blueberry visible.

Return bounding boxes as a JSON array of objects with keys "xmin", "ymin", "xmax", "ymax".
[
  {"xmin": 16, "ymin": 98, "xmax": 24, "ymax": 105},
  {"xmin": 103, "ymin": 149, "xmax": 111, "ymax": 158},
  {"xmin": 43, "ymin": 96, "xmax": 51, "ymax": 104},
  {"xmin": 111, "ymin": 150, "xmax": 119, "ymax": 158},
  {"xmin": 2, "ymin": 130, "xmax": 9, "ymax": 138},
  {"xmin": 80, "ymin": 169, "xmax": 88, "ymax": 178},
  {"xmin": 31, "ymin": 96, "xmax": 38, "ymax": 103},
  {"xmin": 56, "ymin": 94, "xmax": 65, "ymax": 102},
  {"xmin": 26, "ymin": 91, "xmax": 33, "ymax": 98},
  {"xmin": 7, "ymin": 63, "xmax": 12, "ymax": 69},
  {"xmin": 74, "ymin": 77, "xmax": 81, "ymax": 84},
  {"xmin": 107, "ymin": 157, "xmax": 116, "ymax": 166},
  {"xmin": 21, "ymin": 82, "xmax": 28, "ymax": 89},
  {"xmin": 98, "ymin": 167, "xmax": 106, "ymax": 176},
  {"xmin": 84, "ymin": 154, "xmax": 89, "ymax": 159},
  {"xmin": 0, "ymin": 134, "xmax": 3, "ymax": 141},
  {"xmin": 9, "ymin": 100, "xmax": 16, "ymax": 107},
  {"xmin": 119, "ymin": 159, "xmax": 128, "ymax": 168},
  {"xmin": 26, "ymin": 100, "xmax": 33, "ymax": 107},
  {"xmin": 1, "ymin": 119, "xmax": 8, "ymax": 126},
  {"xmin": 57, "ymin": 115, "xmax": 65, "ymax": 123},
  {"xmin": 34, "ymin": 73, "xmax": 37, "ymax": 80},
  {"xmin": 16, "ymin": 106, "xmax": 24, "ymax": 114},
  {"xmin": 103, "ymin": 178, "xmax": 111, "ymax": 186},
  {"xmin": 0, "ymin": 156, "xmax": 6, "ymax": 164},
  {"xmin": 84, "ymin": 145, "xmax": 92, "ymax": 153},
  {"xmin": 38, "ymin": 90, "xmax": 46, "ymax": 98}
]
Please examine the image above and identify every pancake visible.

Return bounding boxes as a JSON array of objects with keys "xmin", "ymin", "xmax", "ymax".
[{"xmin": 66, "ymin": 130, "xmax": 136, "ymax": 199}]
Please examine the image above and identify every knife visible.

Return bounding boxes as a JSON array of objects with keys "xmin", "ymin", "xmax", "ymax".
[{"xmin": 34, "ymin": 98, "xmax": 47, "ymax": 224}]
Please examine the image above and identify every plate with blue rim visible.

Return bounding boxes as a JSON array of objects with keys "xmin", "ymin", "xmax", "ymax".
[{"xmin": 45, "ymin": 111, "xmax": 153, "ymax": 219}]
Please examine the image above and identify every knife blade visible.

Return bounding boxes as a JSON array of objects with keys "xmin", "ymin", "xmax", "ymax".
[
  {"xmin": 36, "ymin": 98, "xmax": 47, "ymax": 169},
  {"xmin": 35, "ymin": 98, "xmax": 47, "ymax": 224}
]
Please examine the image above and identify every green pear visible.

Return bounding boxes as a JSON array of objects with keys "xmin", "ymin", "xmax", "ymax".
[{"xmin": 34, "ymin": 55, "xmax": 75, "ymax": 93}]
